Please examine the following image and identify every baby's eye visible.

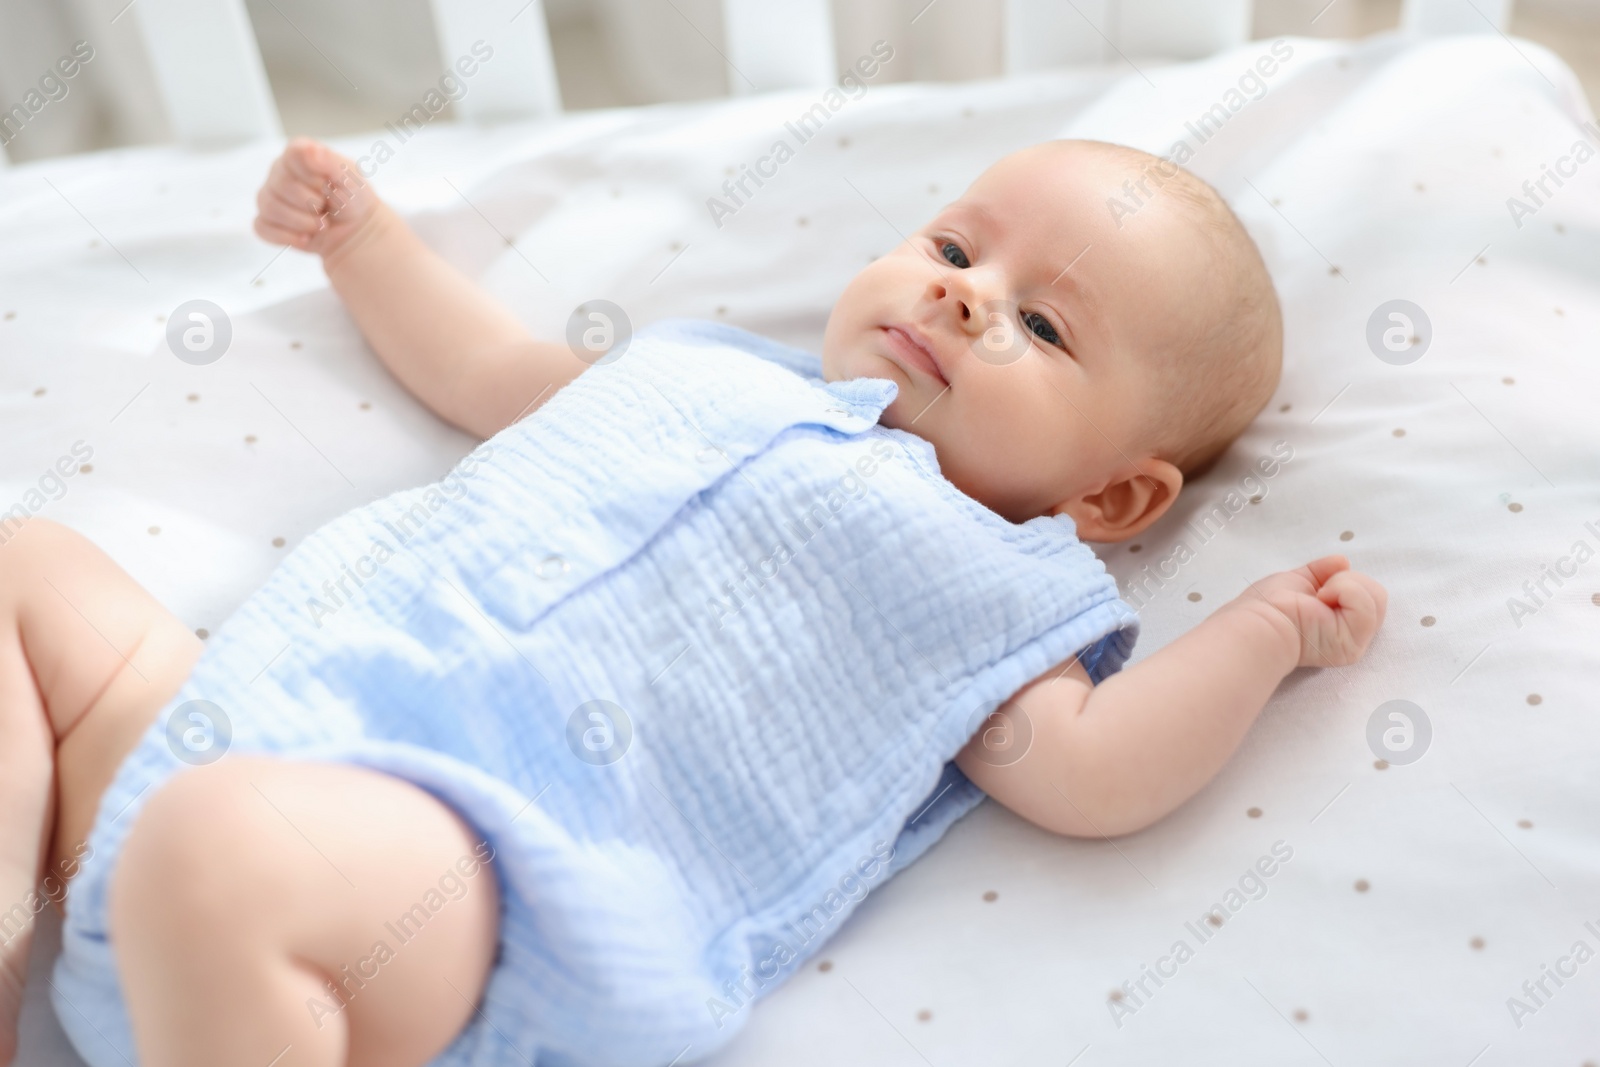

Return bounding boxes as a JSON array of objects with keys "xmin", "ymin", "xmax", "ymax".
[
  {"xmin": 1022, "ymin": 310, "xmax": 1060, "ymax": 346},
  {"xmin": 939, "ymin": 241, "xmax": 970, "ymax": 269}
]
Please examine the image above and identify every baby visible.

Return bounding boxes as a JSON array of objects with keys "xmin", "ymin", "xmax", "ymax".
[{"xmin": 0, "ymin": 137, "xmax": 1386, "ymax": 1067}]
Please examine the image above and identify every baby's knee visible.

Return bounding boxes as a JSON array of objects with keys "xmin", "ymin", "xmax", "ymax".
[{"xmin": 109, "ymin": 759, "xmax": 290, "ymax": 940}]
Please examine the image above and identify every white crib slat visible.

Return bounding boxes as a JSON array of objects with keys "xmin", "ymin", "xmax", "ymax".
[
  {"xmin": 722, "ymin": 0, "xmax": 835, "ymax": 93},
  {"xmin": 133, "ymin": 0, "xmax": 281, "ymax": 143},
  {"xmin": 1402, "ymin": 0, "xmax": 1515, "ymax": 34},
  {"xmin": 1006, "ymin": 0, "xmax": 1112, "ymax": 71},
  {"xmin": 429, "ymin": 0, "xmax": 562, "ymax": 120},
  {"xmin": 1117, "ymin": 0, "xmax": 1253, "ymax": 59}
]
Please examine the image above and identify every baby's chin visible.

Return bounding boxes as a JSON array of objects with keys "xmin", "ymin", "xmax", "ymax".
[
  {"xmin": 817, "ymin": 337, "xmax": 871, "ymax": 384},
  {"xmin": 875, "ymin": 397, "xmax": 910, "ymax": 431}
]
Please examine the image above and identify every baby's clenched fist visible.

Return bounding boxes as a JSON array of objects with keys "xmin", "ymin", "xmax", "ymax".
[
  {"xmin": 1230, "ymin": 554, "xmax": 1387, "ymax": 669},
  {"xmin": 252, "ymin": 137, "xmax": 381, "ymax": 259}
]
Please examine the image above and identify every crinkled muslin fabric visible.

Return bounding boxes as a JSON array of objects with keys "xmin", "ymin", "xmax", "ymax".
[{"xmin": 52, "ymin": 320, "xmax": 1137, "ymax": 1066}]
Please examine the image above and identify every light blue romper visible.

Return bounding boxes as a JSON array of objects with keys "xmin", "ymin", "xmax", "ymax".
[{"xmin": 53, "ymin": 320, "xmax": 1139, "ymax": 1067}]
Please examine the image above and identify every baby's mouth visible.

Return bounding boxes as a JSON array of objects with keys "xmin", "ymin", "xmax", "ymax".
[{"xmin": 880, "ymin": 325, "xmax": 949, "ymax": 387}]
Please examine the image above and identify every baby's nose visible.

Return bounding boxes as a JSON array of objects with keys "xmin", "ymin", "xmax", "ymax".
[{"xmin": 927, "ymin": 280, "xmax": 973, "ymax": 324}]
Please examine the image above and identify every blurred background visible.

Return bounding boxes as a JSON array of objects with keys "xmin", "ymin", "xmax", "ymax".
[{"xmin": 0, "ymin": 0, "xmax": 1596, "ymax": 164}]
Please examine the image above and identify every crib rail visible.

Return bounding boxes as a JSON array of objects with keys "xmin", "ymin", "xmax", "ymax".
[
  {"xmin": 0, "ymin": 0, "xmax": 1520, "ymax": 166},
  {"xmin": 428, "ymin": 0, "xmax": 562, "ymax": 121},
  {"xmin": 131, "ymin": 0, "xmax": 280, "ymax": 143},
  {"xmin": 1005, "ymin": 0, "xmax": 1255, "ymax": 72}
]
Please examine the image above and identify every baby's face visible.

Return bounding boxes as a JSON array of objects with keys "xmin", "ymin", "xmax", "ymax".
[{"xmin": 821, "ymin": 143, "xmax": 1207, "ymax": 528}]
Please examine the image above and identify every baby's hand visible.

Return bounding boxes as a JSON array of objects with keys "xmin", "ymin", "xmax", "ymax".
[
  {"xmin": 252, "ymin": 137, "xmax": 381, "ymax": 258},
  {"xmin": 1232, "ymin": 555, "xmax": 1387, "ymax": 669}
]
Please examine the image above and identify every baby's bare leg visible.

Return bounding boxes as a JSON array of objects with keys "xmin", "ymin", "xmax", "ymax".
[
  {"xmin": 0, "ymin": 518, "xmax": 202, "ymax": 1064},
  {"xmin": 111, "ymin": 758, "xmax": 500, "ymax": 1067},
  {"xmin": 0, "ymin": 539, "xmax": 55, "ymax": 1066}
]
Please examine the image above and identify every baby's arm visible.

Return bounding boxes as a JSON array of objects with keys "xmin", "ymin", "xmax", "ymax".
[
  {"xmin": 957, "ymin": 555, "xmax": 1386, "ymax": 837},
  {"xmin": 253, "ymin": 138, "xmax": 587, "ymax": 438}
]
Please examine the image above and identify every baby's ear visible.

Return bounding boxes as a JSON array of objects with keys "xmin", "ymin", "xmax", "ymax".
[{"xmin": 1053, "ymin": 458, "xmax": 1182, "ymax": 543}]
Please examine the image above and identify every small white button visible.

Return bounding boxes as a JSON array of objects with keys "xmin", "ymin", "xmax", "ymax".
[
  {"xmin": 824, "ymin": 405, "xmax": 850, "ymax": 416},
  {"xmin": 534, "ymin": 554, "xmax": 569, "ymax": 579},
  {"xmin": 695, "ymin": 445, "xmax": 721, "ymax": 463}
]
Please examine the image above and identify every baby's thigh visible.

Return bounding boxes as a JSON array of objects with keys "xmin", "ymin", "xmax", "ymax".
[
  {"xmin": 110, "ymin": 757, "xmax": 501, "ymax": 1067},
  {"xmin": 0, "ymin": 518, "xmax": 202, "ymax": 869}
]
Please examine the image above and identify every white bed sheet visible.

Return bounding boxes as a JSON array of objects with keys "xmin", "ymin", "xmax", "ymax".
[{"xmin": 7, "ymin": 32, "xmax": 1600, "ymax": 1066}]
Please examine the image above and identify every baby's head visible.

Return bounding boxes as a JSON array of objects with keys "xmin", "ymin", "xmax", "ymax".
[{"xmin": 821, "ymin": 139, "xmax": 1282, "ymax": 538}]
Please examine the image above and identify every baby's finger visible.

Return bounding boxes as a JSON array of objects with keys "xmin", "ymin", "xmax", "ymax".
[
  {"xmin": 1347, "ymin": 570, "xmax": 1388, "ymax": 624},
  {"xmin": 1319, "ymin": 570, "xmax": 1382, "ymax": 641},
  {"xmin": 283, "ymin": 137, "xmax": 355, "ymax": 189},
  {"xmin": 253, "ymin": 216, "xmax": 312, "ymax": 249},
  {"xmin": 255, "ymin": 192, "xmax": 323, "ymax": 238},
  {"xmin": 266, "ymin": 173, "xmax": 329, "ymax": 217},
  {"xmin": 1300, "ymin": 554, "xmax": 1350, "ymax": 589}
]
